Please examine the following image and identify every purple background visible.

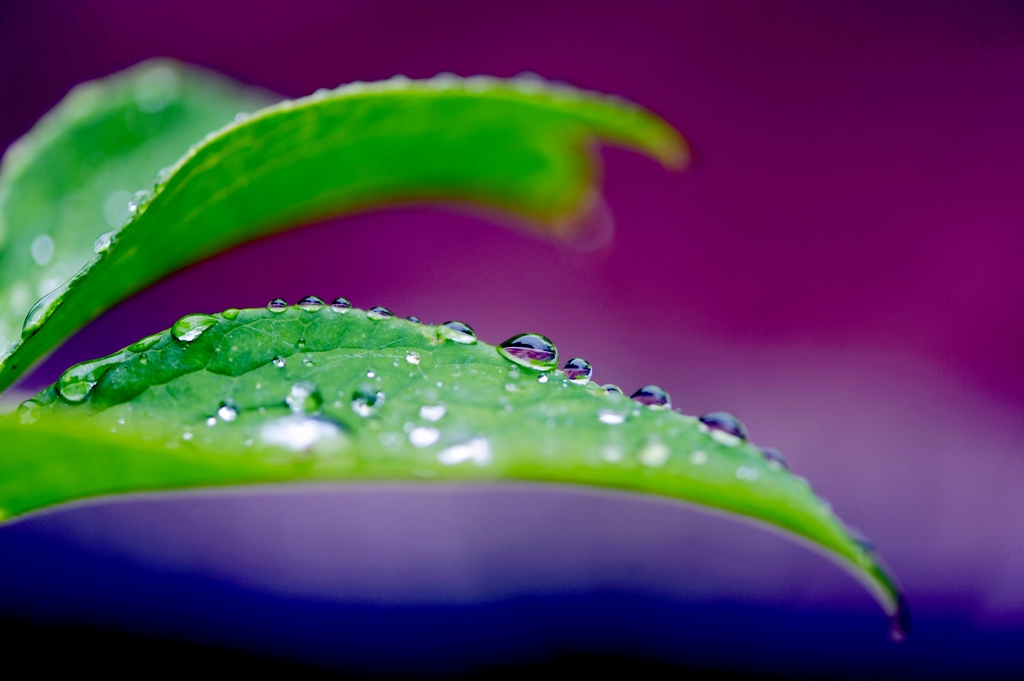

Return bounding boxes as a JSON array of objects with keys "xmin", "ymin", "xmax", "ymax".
[{"xmin": 2, "ymin": 1, "xmax": 1023, "ymax": 677}]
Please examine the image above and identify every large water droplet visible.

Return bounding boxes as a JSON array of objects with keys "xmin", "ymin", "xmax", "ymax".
[
  {"xmin": 22, "ymin": 280, "xmax": 69, "ymax": 337},
  {"xmin": 128, "ymin": 333, "xmax": 161, "ymax": 353},
  {"xmin": 330, "ymin": 297, "xmax": 351, "ymax": 313},
  {"xmin": 367, "ymin": 306, "xmax": 394, "ymax": 320},
  {"xmin": 497, "ymin": 333, "xmax": 558, "ymax": 371},
  {"xmin": 260, "ymin": 415, "xmax": 344, "ymax": 453},
  {"xmin": 171, "ymin": 314, "xmax": 218, "ymax": 343},
  {"xmin": 439, "ymin": 320, "xmax": 477, "ymax": 344},
  {"xmin": 699, "ymin": 412, "xmax": 748, "ymax": 446},
  {"xmin": 56, "ymin": 352, "xmax": 125, "ymax": 403},
  {"xmin": 351, "ymin": 386, "xmax": 385, "ymax": 417},
  {"xmin": 419, "ymin": 404, "xmax": 446, "ymax": 421},
  {"xmin": 630, "ymin": 385, "xmax": 670, "ymax": 409},
  {"xmin": 438, "ymin": 437, "xmax": 492, "ymax": 466},
  {"xmin": 17, "ymin": 399, "xmax": 40, "ymax": 425},
  {"xmin": 94, "ymin": 230, "xmax": 116, "ymax": 254},
  {"xmin": 563, "ymin": 357, "xmax": 592, "ymax": 384},
  {"xmin": 286, "ymin": 381, "xmax": 323, "ymax": 415},
  {"xmin": 217, "ymin": 400, "xmax": 239, "ymax": 422},
  {"xmin": 759, "ymin": 446, "xmax": 790, "ymax": 470},
  {"xmin": 267, "ymin": 298, "xmax": 288, "ymax": 313},
  {"xmin": 409, "ymin": 427, "xmax": 440, "ymax": 448},
  {"xmin": 297, "ymin": 295, "xmax": 325, "ymax": 312}
]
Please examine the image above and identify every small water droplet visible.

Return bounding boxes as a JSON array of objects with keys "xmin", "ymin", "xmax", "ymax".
[
  {"xmin": 127, "ymin": 189, "xmax": 152, "ymax": 215},
  {"xmin": 420, "ymin": 404, "xmax": 447, "ymax": 421},
  {"xmin": 409, "ymin": 427, "xmax": 441, "ymax": 447},
  {"xmin": 206, "ymin": 416, "xmax": 217, "ymax": 427},
  {"xmin": 297, "ymin": 295, "xmax": 325, "ymax": 312},
  {"xmin": 406, "ymin": 316, "xmax": 421, "ymax": 323},
  {"xmin": 406, "ymin": 351, "xmax": 421, "ymax": 365},
  {"xmin": 736, "ymin": 465, "xmax": 760, "ymax": 482},
  {"xmin": 217, "ymin": 400, "xmax": 239, "ymax": 422},
  {"xmin": 56, "ymin": 352, "xmax": 126, "ymax": 403},
  {"xmin": 367, "ymin": 306, "xmax": 394, "ymax": 320},
  {"xmin": 351, "ymin": 386, "xmax": 385, "ymax": 417},
  {"xmin": 330, "ymin": 297, "xmax": 351, "ymax": 313},
  {"xmin": 94, "ymin": 230, "xmax": 116, "ymax": 254},
  {"xmin": 303, "ymin": 356, "xmax": 315, "ymax": 366},
  {"xmin": 171, "ymin": 314, "xmax": 218, "ymax": 343},
  {"xmin": 17, "ymin": 399, "xmax": 40, "ymax": 425},
  {"xmin": 286, "ymin": 381, "xmax": 323, "ymax": 415},
  {"xmin": 222, "ymin": 308, "xmax": 240, "ymax": 320},
  {"xmin": 538, "ymin": 375, "xmax": 549, "ymax": 383},
  {"xmin": 689, "ymin": 450, "xmax": 708, "ymax": 465},
  {"xmin": 603, "ymin": 384, "xmax": 623, "ymax": 395},
  {"xmin": 128, "ymin": 333, "xmax": 161, "ymax": 352},
  {"xmin": 235, "ymin": 112, "xmax": 250, "ymax": 122},
  {"xmin": 630, "ymin": 385, "xmax": 670, "ymax": 409},
  {"xmin": 699, "ymin": 412, "xmax": 748, "ymax": 446},
  {"xmin": 439, "ymin": 320, "xmax": 477, "ymax": 344},
  {"xmin": 138, "ymin": 354, "xmax": 149, "ymax": 365},
  {"xmin": 182, "ymin": 431, "xmax": 194, "ymax": 441},
  {"xmin": 437, "ymin": 437, "xmax": 492, "ymax": 466},
  {"xmin": 272, "ymin": 355, "xmax": 286, "ymax": 368},
  {"xmin": 367, "ymin": 371, "xmax": 375, "ymax": 378},
  {"xmin": 562, "ymin": 357, "xmax": 592, "ymax": 384},
  {"xmin": 759, "ymin": 446, "xmax": 790, "ymax": 470},
  {"xmin": 497, "ymin": 333, "xmax": 558, "ymax": 371},
  {"xmin": 597, "ymin": 409, "xmax": 626, "ymax": 425},
  {"xmin": 155, "ymin": 165, "xmax": 173, "ymax": 185},
  {"xmin": 267, "ymin": 298, "xmax": 288, "ymax": 313},
  {"xmin": 639, "ymin": 441, "xmax": 671, "ymax": 467}
]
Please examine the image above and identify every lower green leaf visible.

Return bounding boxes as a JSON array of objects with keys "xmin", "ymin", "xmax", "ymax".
[{"xmin": 1, "ymin": 302, "xmax": 906, "ymax": 637}]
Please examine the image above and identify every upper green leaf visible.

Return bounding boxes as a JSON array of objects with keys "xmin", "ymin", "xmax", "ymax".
[
  {"xmin": 0, "ymin": 63, "xmax": 685, "ymax": 393},
  {"xmin": 2, "ymin": 303, "xmax": 903, "ymax": 635}
]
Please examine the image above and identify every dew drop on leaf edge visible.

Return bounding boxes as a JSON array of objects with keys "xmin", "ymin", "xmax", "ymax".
[
  {"xmin": 297, "ymin": 295, "xmax": 325, "ymax": 312},
  {"xmin": 630, "ymin": 385, "xmax": 670, "ymax": 409},
  {"xmin": 367, "ymin": 306, "xmax": 394, "ymax": 320},
  {"xmin": 497, "ymin": 333, "xmax": 558, "ymax": 371},
  {"xmin": 439, "ymin": 320, "xmax": 477, "ymax": 344},
  {"xmin": 699, "ymin": 411, "xmax": 749, "ymax": 443},
  {"xmin": 267, "ymin": 298, "xmax": 288, "ymax": 313},
  {"xmin": 171, "ymin": 314, "xmax": 218, "ymax": 343},
  {"xmin": 563, "ymin": 357, "xmax": 592, "ymax": 384},
  {"xmin": 330, "ymin": 297, "xmax": 351, "ymax": 313}
]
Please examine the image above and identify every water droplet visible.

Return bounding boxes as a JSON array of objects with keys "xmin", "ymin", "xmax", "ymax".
[
  {"xmin": 217, "ymin": 400, "xmax": 239, "ymax": 422},
  {"xmin": 538, "ymin": 375, "xmax": 549, "ymax": 383},
  {"xmin": 367, "ymin": 371, "xmax": 375, "ymax": 378},
  {"xmin": 30, "ymin": 234, "xmax": 55, "ymax": 266},
  {"xmin": 171, "ymin": 314, "xmax": 218, "ymax": 343},
  {"xmin": 406, "ymin": 351, "xmax": 421, "ymax": 365},
  {"xmin": 351, "ymin": 386, "xmax": 385, "ymax": 417},
  {"xmin": 56, "ymin": 352, "xmax": 125, "ymax": 403},
  {"xmin": 94, "ymin": 230, "xmax": 116, "ymax": 254},
  {"xmin": 155, "ymin": 165, "xmax": 173, "ymax": 185},
  {"xmin": 438, "ymin": 437, "xmax": 492, "ymax": 466},
  {"xmin": 639, "ymin": 441, "xmax": 671, "ymax": 467},
  {"xmin": 367, "ymin": 306, "xmax": 394, "ymax": 320},
  {"xmin": 409, "ymin": 427, "xmax": 440, "ymax": 447},
  {"xmin": 267, "ymin": 298, "xmax": 288, "ymax": 313},
  {"xmin": 497, "ymin": 333, "xmax": 558, "ymax": 371},
  {"xmin": 630, "ymin": 385, "xmax": 670, "ymax": 409},
  {"xmin": 330, "ymin": 297, "xmax": 351, "ymax": 313},
  {"xmin": 297, "ymin": 295, "xmax": 325, "ymax": 312},
  {"xmin": 889, "ymin": 597, "xmax": 911, "ymax": 642},
  {"xmin": 222, "ymin": 308, "xmax": 240, "ymax": 320},
  {"xmin": 272, "ymin": 355, "xmax": 286, "ymax": 368},
  {"xmin": 699, "ymin": 412, "xmax": 748, "ymax": 446},
  {"xmin": 22, "ymin": 281, "xmax": 69, "ymax": 336},
  {"xmin": 127, "ymin": 189, "xmax": 152, "ymax": 215},
  {"xmin": 235, "ymin": 112, "xmax": 250, "ymax": 122},
  {"xmin": 286, "ymin": 381, "xmax": 323, "ymax": 415},
  {"xmin": 182, "ymin": 431, "xmax": 194, "ymax": 441},
  {"xmin": 759, "ymin": 446, "xmax": 790, "ymax": 470},
  {"xmin": 562, "ymin": 357, "xmax": 592, "ymax": 384},
  {"xmin": 689, "ymin": 450, "xmax": 708, "ymax": 465},
  {"xmin": 206, "ymin": 416, "xmax": 217, "ymax": 427},
  {"xmin": 736, "ymin": 465, "xmax": 760, "ymax": 482},
  {"xmin": 260, "ymin": 415, "xmax": 344, "ymax": 453},
  {"xmin": 128, "ymin": 333, "xmax": 161, "ymax": 352},
  {"xmin": 439, "ymin": 320, "xmax": 477, "ymax": 344},
  {"xmin": 138, "ymin": 354, "xmax": 149, "ymax": 365},
  {"xmin": 406, "ymin": 316, "xmax": 421, "ymax": 323},
  {"xmin": 17, "ymin": 399, "xmax": 40, "ymax": 425},
  {"xmin": 598, "ymin": 409, "xmax": 626, "ymax": 425},
  {"xmin": 603, "ymin": 384, "xmax": 623, "ymax": 395},
  {"xmin": 420, "ymin": 404, "xmax": 447, "ymax": 421}
]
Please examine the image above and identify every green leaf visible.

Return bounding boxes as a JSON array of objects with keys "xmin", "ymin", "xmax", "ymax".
[
  {"xmin": 0, "ymin": 64, "xmax": 685, "ymax": 393},
  {"xmin": 3, "ymin": 305, "xmax": 904, "ymax": 634},
  {"xmin": 0, "ymin": 60, "xmax": 277, "ymax": 385}
]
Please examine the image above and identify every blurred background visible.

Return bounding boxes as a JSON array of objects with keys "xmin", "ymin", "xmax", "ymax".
[{"xmin": 1, "ymin": 1, "xmax": 1023, "ymax": 678}]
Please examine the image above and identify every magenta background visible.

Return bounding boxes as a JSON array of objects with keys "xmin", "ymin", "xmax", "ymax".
[{"xmin": 2, "ymin": 1, "xmax": 1024, "ymax": 677}]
